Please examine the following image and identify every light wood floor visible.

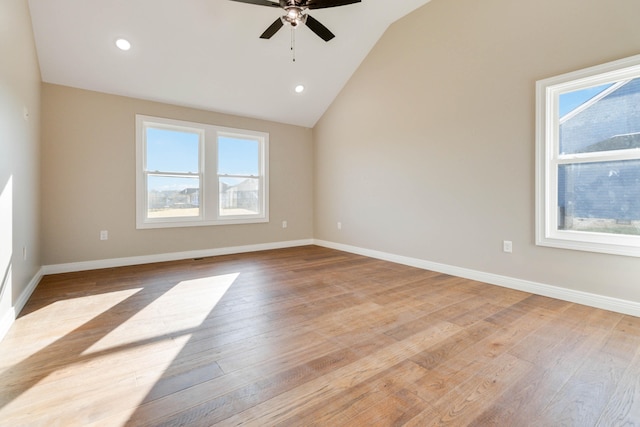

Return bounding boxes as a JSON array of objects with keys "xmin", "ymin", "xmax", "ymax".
[{"xmin": 1, "ymin": 246, "xmax": 639, "ymax": 426}]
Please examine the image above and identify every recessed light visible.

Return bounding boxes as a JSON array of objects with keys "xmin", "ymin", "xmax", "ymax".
[
  {"xmin": 115, "ymin": 38, "xmax": 131, "ymax": 51},
  {"xmin": 295, "ymin": 85, "xmax": 305, "ymax": 93}
]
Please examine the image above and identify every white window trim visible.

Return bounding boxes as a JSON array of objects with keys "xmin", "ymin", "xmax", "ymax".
[
  {"xmin": 535, "ymin": 54, "xmax": 640, "ymax": 257},
  {"xmin": 136, "ymin": 115, "xmax": 269, "ymax": 229}
]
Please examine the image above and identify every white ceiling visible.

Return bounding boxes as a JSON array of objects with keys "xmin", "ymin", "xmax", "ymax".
[{"xmin": 27, "ymin": 0, "xmax": 430, "ymax": 128}]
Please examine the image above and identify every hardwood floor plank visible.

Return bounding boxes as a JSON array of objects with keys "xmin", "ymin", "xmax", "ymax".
[
  {"xmin": 409, "ymin": 320, "xmax": 497, "ymax": 371},
  {"xmin": 219, "ymin": 321, "xmax": 463, "ymax": 426},
  {"xmin": 126, "ymin": 339, "xmax": 349, "ymax": 425},
  {"xmin": 405, "ymin": 353, "xmax": 533, "ymax": 426},
  {"xmin": 477, "ymin": 304, "xmax": 625, "ymax": 426},
  {"xmin": 281, "ymin": 360, "xmax": 431, "ymax": 426},
  {"xmin": 597, "ymin": 342, "xmax": 640, "ymax": 426},
  {"xmin": 534, "ymin": 323, "xmax": 639, "ymax": 426},
  {"xmin": 342, "ymin": 387, "xmax": 427, "ymax": 426},
  {"xmin": 469, "ymin": 324, "xmax": 612, "ymax": 425}
]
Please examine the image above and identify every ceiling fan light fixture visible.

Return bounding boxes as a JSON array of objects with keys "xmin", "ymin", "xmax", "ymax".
[{"xmin": 281, "ymin": 6, "xmax": 307, "ymax": 27}]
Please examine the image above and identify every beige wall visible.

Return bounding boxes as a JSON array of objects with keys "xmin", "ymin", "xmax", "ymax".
[
  {"xmin": 41, "ymin": 84, "xmax": 313, "ymax": 265},
  {"xmin": 314, "ymin": 0, "xmax": 640, "ymax": 301},
  {"xmin": 0, "ymin": 0, "xmax": 41, "ymax": 327}
]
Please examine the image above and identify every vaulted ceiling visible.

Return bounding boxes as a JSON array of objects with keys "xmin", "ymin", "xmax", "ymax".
[{"xmin": 28, "ymin": 0, "xmax": 431, "ymax": 127}]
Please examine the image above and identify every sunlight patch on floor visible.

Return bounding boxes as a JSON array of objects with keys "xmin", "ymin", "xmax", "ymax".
[
  {"xmin": 0, "ymin": 288, "xmax": 141, "ymax": 369},
  {"xmin": 0, "ymin": 273, "xmax": 238, "ymax": 425},
  {"xmin": 0, "ymin": 334, "xmax": 192, "ymax": 426},
  {"xmin": 83, "ymin": 273, "xmax": 239, "ymax": 355}
]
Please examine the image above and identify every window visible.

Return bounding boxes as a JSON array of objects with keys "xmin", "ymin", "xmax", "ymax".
[
  {"xmin": 136, "ymin": 115, "xmax": 268, "ymax": 229},
  {"xmin": 536, "ymin": 54, "xmax": 640, "ymax": 257}
]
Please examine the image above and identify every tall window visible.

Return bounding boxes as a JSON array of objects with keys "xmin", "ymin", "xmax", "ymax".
[
  {"xmin": 536, "ymin": 54, "xmax": 640, "ymax": 257},
  {"xmin": 136, "ymin": 115, "xmax": 268, "ymax": 229}
]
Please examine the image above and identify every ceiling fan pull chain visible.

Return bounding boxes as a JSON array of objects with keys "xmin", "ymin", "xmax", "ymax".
[{"xmin": 291, "ymin": 27, "xmax": 296, "ymax": 62}]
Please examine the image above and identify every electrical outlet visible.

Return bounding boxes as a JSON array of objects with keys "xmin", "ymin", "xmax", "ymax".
[
  {"xmin": 100, "ymin": 230, "xmax": 109, "ymax": 241},
  {"xmin": 337, "ymin": 222, "xmax": 342, "ymax": 230},
  {"xmin": 282, "ymin": 220, "xmax": 288, "ymax": 229},
  {"xmin": 503, "ymin": 240, "xmax": 513, "ymax": 253}
]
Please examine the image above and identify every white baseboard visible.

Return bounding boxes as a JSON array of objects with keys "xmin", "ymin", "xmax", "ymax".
[
  {"xmin": 42, "ymin": 239, "xmax": 315, "ymax": 275},
  {"xmin": 314, "ymin": 239, "xmax": 640, "ymax": 317},
  {"xmin": 0, "ymin": 267, "xmax": 43, "ymax": 342}
]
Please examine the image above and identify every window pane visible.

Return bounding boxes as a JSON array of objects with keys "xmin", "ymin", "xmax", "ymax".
[
  {"xmin": 559, "ymin": 78, "xmax": 640, "ymax": 155},
  {"xmin": 218, "ymin": 136, "xmax": 259, "ymax": 176},
  {"xmin": 147, "ymin": 175, "xmax": 200, "ymax": 218},
  {"xmin": 147, "ymin": 128, "xmax": 199, "ymax": 173},
  {"xmin": 558, "ymin": 160, "xmax": 640, "ymax": 235},
  {"xmin": 219, "ymin": 177, "xmax": 259, "ymax": 216}
]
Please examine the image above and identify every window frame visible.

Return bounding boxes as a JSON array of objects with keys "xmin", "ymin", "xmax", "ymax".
[
  {"xmin": 136, "ymin": 115, "xmax": 269, "ymax": 229},
  {"xmin": 535, "ymin": 54, "xmax": 640, "ymax": 257}
]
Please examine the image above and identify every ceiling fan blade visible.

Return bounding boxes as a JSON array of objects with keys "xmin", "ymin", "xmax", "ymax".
[
  {"xmin": 228, "ymin": 0, "xmax": 280, "ymax": 7},
  {"xmin": 306, "ymin": 0, "xmax": 361, "ymax": 10},
  {"xmin": 305, "ymin": 15, "xmax": 335, "ymax": 42},
  {"xmin": 260, "ymin": 18, "xmax": 285, "ymax": 39}
]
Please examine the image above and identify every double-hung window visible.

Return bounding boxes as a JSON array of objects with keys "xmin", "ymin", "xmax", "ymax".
[
  {"xmin": 536, "ymin": 54, "xmax": 640, "ymax": 256},
  {"xmin": 218, "ymin": 133, "xmax": 262, "ymax": 218},
  {"xmin": 136, "ymin": 115, "xmax": 268, "ymax": 229}
]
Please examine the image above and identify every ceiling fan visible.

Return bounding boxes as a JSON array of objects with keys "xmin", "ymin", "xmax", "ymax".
[{"xmin": 229, "ymin": 0, "xmax": 361, "ymax": 42}]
